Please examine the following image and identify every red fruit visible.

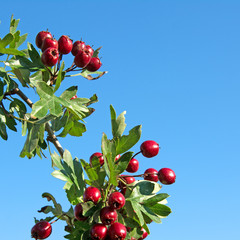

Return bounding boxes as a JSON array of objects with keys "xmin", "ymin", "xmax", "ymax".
[
  {"xmin": 90, "ymin": 152, "xmax": 104, "ymax": 166},
  {"xmin": 138, "ymin": 228, "xmax": 148, "ymax": 240},
  {"xmin": 90, "ymin": 223, "xmax": 108, "ymax": 240},
  {"xmin": 41, "ymin": 38, "xmax": 58, "ymax": 52},
  {"xmin": 58, "ymin": 35, "xmax": 73, "ymax": 54},
  {"xmin": 119, "ymin": 175, "xmax": 135, "ymax": 187},
  {"xmin": 74, "ymin": 203, "xmax": 88, "ymax": 221},
  {"xmin": 144, "ymin": 168, "xmax": 158, "ymax": 182},
  {"xmin": 158, "ymin": 168, "xmax": 176, "ymax": 185},
  {"xmin": 108, "ymin": 222, "xmax": 127, "ymax": 240},
  {"xmin": 35, "ymin": 31, "xmax": 52, "ymax": 49},
  {"xmin": 126, "ymin": 158, "xmax": 139, "ymax": 173},
  {"xmin": 115, "ymin": 154, "xmax": 121, "ymax": 161},
  {"xmin": 70, "ymin": 95, "xmax": 77, "ymax": 100},
  {"xmin": 71, "ymin": 40, "xmax": 86, "ymax": 56},
  {"xmin": 140, "ymin": 140, "xmax": 159, "ymax": 158},
  {"xmin": 31, "ymin": 221, "xmax": 52, "ymax": 239},
  {"xmin": 41, "ymin": 47, "xmax": 59, "ymax": 67},
  {"xmin": 108, "ymin": 192, "xmax": 125, "ymax": 210},
  {"xmin": 86, "ymin": 57, "xmax": 102, "ymax": 72},
  {"xmin": 100, "ymin": 206, "xmax": 117, "ymax": 225},
  {"xmin": 74, "ymin": 50, "xmax": 92, "ymax": 68},
  {"xmin": 85, "ymin": 45, "xmax": 94, "ymax": 56},
  {"xmin": 83, "ymin": 186, "xmax": 101, "ymax": 204}
]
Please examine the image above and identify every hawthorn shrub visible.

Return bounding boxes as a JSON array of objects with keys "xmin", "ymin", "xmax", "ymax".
[{"xmin": 0, "ymin": 16, "xmax": 176, "ymax": 240}]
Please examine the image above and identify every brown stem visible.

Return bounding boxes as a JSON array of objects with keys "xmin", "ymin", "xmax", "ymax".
[{"xmin": 8, "ymin": 88, "xmax": 65, "ymax": 158}]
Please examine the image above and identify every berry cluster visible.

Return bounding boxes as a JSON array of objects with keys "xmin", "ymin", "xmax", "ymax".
[
  {"xmin": 31, "ymin": 140, "xmax": 176, "ymax": 240},
  {"xmin": 35, "ymin": 30, "xmax": 102, "ymax": 71}
]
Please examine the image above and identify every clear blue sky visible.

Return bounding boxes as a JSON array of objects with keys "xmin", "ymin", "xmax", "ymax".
[{"xmin": 1, "ymin": 1, "xmax": 240, "ymax": 239}]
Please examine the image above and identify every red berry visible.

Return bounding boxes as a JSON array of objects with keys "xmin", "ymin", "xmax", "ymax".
[
  {"xmin": 108, "ymin": 192, "xmax": 125, "ymax": 210},
  {"xmin": 74, "ymin": 203, "xmax": 88, "ymax": 221},
  {"xmin": 58, "ymin": 35, "xmax": 73, "ymax": 54},
  {"xmin": 144, "ymin": 168, "xmax": 158, "ymax": 182},
  {"xmin": 41, "ymin": 38, "xmax": 58, "ymax": 52},
  {"xmin": 85, "ymin": 45, "xmax": 94, "ymax": 56},
  {"xmin": 41, "ymin": 47, "xmax": 59, "ymax": 67},
  {"xmin": 115, "ymin": 154, "xmax": 121, "ymax": 161},
  {"xmin": 86, "ymin": 57, "xmax": 102, "ymax": 72},
  {"xmin": 70, "ymin": 95, "xmax": 77, "ymax": 100},
  {"xmin": 100, "ymin": 206, "xmax": 117, "ymax": 225},
  {"xmin": 138, "ymin": 228, "xmax": 148, "ymax": 240},
  {"xmin": 35, "ymin": 31, "xmax": 52, "ymax": 49},
  {"xmin": 108, "ymin": 222, "xmax": 127, "ymax": 240},
  {"xmin": 31, "ymin": 221, "xmax": 52, "ymax": 239},
  {"xmin": 83, "ymin": 186, "xmax": 101, "ymax": 204},
  {"xmin": 74, "ymin": 50, "xmax": 92, "ymax": 68},
  {"xmin": 140, "ymin": 140, "xmax": 159, "ymax": 158},
  {"xmin": 90, "ymin": 152, "xmax": 104, "ymax": 166},
  {"xmin": 90, "ymin": 223, "xmax": 108, "ymax": 240},
  {"xmin": 158, "ymin": 168, "xmax": 176, "ymax": 185},
  {"xmin": 71, "ymin": 40, "xmax": 86, "ymax": 56},
  {"xmin": 126, "ymin": 158, "xmax": 139, "ymax": 173}
]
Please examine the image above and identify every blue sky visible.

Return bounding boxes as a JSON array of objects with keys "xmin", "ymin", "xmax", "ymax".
[{"xmin": 1, "ymin": 1, "xmax": 240, "ymax": 239}]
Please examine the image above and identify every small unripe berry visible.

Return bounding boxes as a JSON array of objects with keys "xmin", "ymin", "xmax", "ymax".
[{"xmin": 158, "ymin": 168, "xmax": 176, "ymax": 185}]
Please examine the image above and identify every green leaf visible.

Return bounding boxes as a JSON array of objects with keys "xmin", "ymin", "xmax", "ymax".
[
  {"xmin": 32, "ymin": 80, "xmax": 54, "ymax": 99},
  {"xmin": 13, "ymin": 68, "xmax": 30, "ymax": 87},
  {"xmin": 48, "ymin": 98, "xmax": 63, "ymax": 117},
  {"xmin": 110, "ymin": 105, "xmax": 127, "ymax": 138},
  {"xmin": 142, "ymin": 193, "xmax": 170, "ymax": 206},
  {"xmin": 0, "ymin": 47, "xmax": 25, "ymax": 56},
  {"xmin": 0, "ymin": 33, "xmax": 14, "ymax": 48},
  {"xmin": 140, "ymin": 205, "xmax": 162, "ymax": 223},
  {"xmin": 116, "ymin": 125, "xmax": 142, "ymax": 155},
  {"xmin": 54, "ymin": 61, "xmax": 65, "ymax": 92},
  {"xmin": 0, "ymin": 119, "xmax": 7, "ymax": 140},
  {"xmin": 28, "ymin": 43, "xmax": 44, "ymax": 67},
  {"xmin": 10, "ymin": 16, "xmax": 20, "ymax": 34},
  {"xmin": 101, "ymin": 133, "xmax": 118, "ymax": 186},
  {"xmin": 80, "ymin": 159, "xmax": 98, "ymax": 181},
  {"xmin": 60, "ymin": 86, "xmax": 78, "ymax": 101},
  {"xmin": 51, "ymin": 152, "xmax": 63, "ymax": 169},
  {"xmin": 31, "ymin": 99, "xmax": 49, "ymax": 118},
  {"xmin": 147, "ymin": 203, "xmax": 171, "ymax": 217},
  {"xmin": 115, "ymin": 151, "xmax": 133, "ymax": 174},
  {"xmin": 0, "ymin": 81, "xmax": 4, "ymax": 101},
  {"xmin": 42, "ymin": 192, "xmax": 63, "ymax": 215}
]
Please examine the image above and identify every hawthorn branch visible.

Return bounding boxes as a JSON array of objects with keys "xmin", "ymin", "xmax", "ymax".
[{"xmin": 8, "ymin": 88, "xmax": 65, "ymax": 158}]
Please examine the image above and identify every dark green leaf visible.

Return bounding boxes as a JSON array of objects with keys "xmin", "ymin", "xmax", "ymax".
[
  {"xmin": 142, "ymin": 193, "xmax": 170, "ymax": 206},
  {"xmin": 147, "ymin": 203, "xmax": 171, "ymax": 217},
  {"xmin": 115, "ymin": 151, "xmax": 133, "ymax": 174},
  {"xmin": 60, "ymin": 86, "xmax": 78, "ymax": 101},
  {"xmin": 0, "ymin": 33, "xmax": 14, "ymax": 48},
  {"xmin": 54, "ymin": 61, "xmax": 65, "ymax": 92},
  {"xmin": 28, "ymin": 43, "xmax": 44, "ymax": 67}
]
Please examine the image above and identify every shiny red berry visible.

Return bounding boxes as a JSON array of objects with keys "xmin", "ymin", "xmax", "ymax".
[
  {"xmin": 71, "ymin": 40, "xmax": 86, "ymax": 56},
  {"xmin": 74, "ymin": 203, "xmax": 88, "ymax": 221},
  {"xmin": 41, "ymin": 47, "xmax": 59, "ymax": 67},
  {"xmin": 58, "ymin": 35, "xmax": 73, "ymax": 54},
  {"xmin": 126, "ymin": 158, "xmax": 139, "ymax": 173},
  {"xmin": 100, "ymin": 206, "xmax": 117, "ymax": 225},
  {"xmin": 41, "ymin": 38, "xmax": 58, "ymax": 52},
  {"xmin": 74, "ymin": 50, "xmax": 92, "ymax": 68},
  {"xmin": 115, "ymin": 154, "xmax": 121, "ymax": 161},
  {"xmin": 140, "ymin": 140, "xmax": 159, "ymax": 158},
  {"xmin": 138, "ymin": 228, "xmax": 148, "ymax": 240},
  {"xmin": 108, "ymin": 192, "xmax": 125, "ymax": 210},
  {"xmin": 90, "ymin": 223, "xmax": 108, "ymax": 240},
  {"xmin": 85, "ymin": 45, "xmax": 94, "ymax": 56},
  {"xmin": 86, "ymin": 57, "xmax": 102, "ymax": 72},
  {"xmin": 108, "ymin": 222, "xmax": 127, "ymax": 240},
  {"xmin": 83, "ymin": 186, "xmax": 101, "ymax": 204},
  {"xmin": 31, "ymin": 221, "xmax": 52, "ymax": 239},
  {"xmin": 158, "ymin": 168, "xmax": 176, "ymax": 185},
  {"xmin": 144, "ymin": 168, "xmax": 158, "ymax": 182},
  {"xmin": 90, "ymin": 152, "xmax": 104, "ymax": 166},
  {"xmin": 36, "ymin": 31, "xmax": 52, "ymax": 48}
]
